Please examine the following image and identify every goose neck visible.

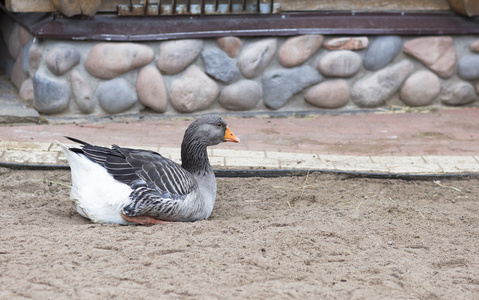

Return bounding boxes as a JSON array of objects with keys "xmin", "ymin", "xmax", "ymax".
[{"xmin": 181, "ymin": 139, "xmax": 211, "ymax": 175}]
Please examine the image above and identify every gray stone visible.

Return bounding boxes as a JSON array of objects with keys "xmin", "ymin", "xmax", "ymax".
[
  {"xmin": 19, "ymin": 78, "xmax": 34, "ymax": 105},
  {"xmin": 70, "ymin": 70, "xmax": 95, "ymax": 114},
  {"xmin": 364, "ymin": 36, "xmax": 403, "ymax": 71},
  {"xmin": 157, "ymin": 39, "xmax": 203, "ymax": 75},
  {"xmin": 17, "ymin": 26, "xmax": 31, "ymax": 47},
  {"xmin": 471, "ymin": 39, "xmax": 479, "ymax": 52},
  {"xmin": 33, "ymin": 72, "xmax": 71, "ymax": 114},
  {"xmin": 11, "ymin": 56, "xmax": 28, "ymax": 89},
  {"xmin": 318, "ymin": 50, "xmax": 361, "ymax": 77},
  {"xmin": 8, "ymin": 24, "xmax": 21, "ymax": 59},
  {"xmin": 46, "ymin": 46, "xmax": 81, "ymax": 76},
  {"xmin": 97, "ymin": 78, "xmax": 137, "ymax": 114},
  {"xmin": 441, "ymin": 82, "xmax": 477, "ymax": 106},
  {"xmin": 305, "ymin": 79, "xmax": 350, "ymax": 109},
  {"xmin": 219, "ymin": 80, "xmax": 261, "ymax": 111},
  {"xmin": 399, "ymin": 70, "xmax": 440, "ymax": 107},
  {"xmin": 28, "ymin": 42, "xmax": 42, "ymax": 77},
  {"xmin": 170, "ymin": 65, "xmax": 219, "ymax": 113},
  {"xmin": 351, "ymin": 60, "xmax": 414, "ymax": 108},
  {"xmin": 201, "ymin": 47, "xmax": 240, "ymax": 83},
  {"xmin": 457, "ymin": 54, "xmax": 479, "ymax": 80},
  {"xmin": 239, "ymin": 38, "xmax": 277, "ymax": 78},
  {"xmin": 278, "ymin": 35, "xmax": 323, "ymax": 68},
  {"xmin": 216, "ymin": 36, "xmax": 242, "ymax": 58},
  {"xmin": 136, "ymin": 65, "xmax": 168, "ymax": 113},
  {"xmin": 263, "ymin": 65, "xmax": 322, "ymax": 110},
  {"xmin": 86, "ymin": 43, "xmax": 154, "ymax": 79},
  {"xmin": 21, "ymin": 42, "xmax": 31, "ymax": 75}
]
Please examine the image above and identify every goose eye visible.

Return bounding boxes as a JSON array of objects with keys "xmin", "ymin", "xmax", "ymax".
[{"xmin": 217, "ymin": 123, "xmax": 223, "ymax": 127}]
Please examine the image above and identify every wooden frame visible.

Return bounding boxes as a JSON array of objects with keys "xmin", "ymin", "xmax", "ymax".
[{"xmin": 6, "ymin": 0, "xmax": 452, "ymax": 13}]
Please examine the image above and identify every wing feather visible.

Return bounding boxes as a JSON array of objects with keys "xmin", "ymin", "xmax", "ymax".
[
  {"xmin": 127, "ymin": 153, "xmax": 196, "ymax": 197},
  {"xmin": 65, "ymin": 137, "xmax": 196, "ymax": 198}
]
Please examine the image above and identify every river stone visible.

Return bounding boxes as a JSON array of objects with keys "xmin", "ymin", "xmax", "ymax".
[
  {"xmin": 19, "ymin": 78, "xmax": 34, "ymax": 104},
  {"xmin": 70, "ymin": 70, "xmax": 95, "ymax": 114},
  {"xmin": 239, "ymin": 38, "xmax": 277, "ymax": 78},
  {"xmin": 219, "ymin": 80, "xmax": 261, "ymax": 111},
  {"xmin": 157, "ymin": 39, "xmax": 203, "ymax": 75},
  {"xmin": 11, "ymin": 56, "xmax": 28, "ymax": 89},
  {"xmin": 21, "ymin": 42, "xmax": 31, "ymax": 75},
  {"xmin": 318, "ymin": 50, "xmax": 361, "ymax": 77},
  {"xmin": 217, "ymin": 36, "xmax": 242, "ymax": 58},
  {"xmin": 305, "ymin": 79, "xmax": 350, "ymax": 109},
  {"xmin": 33, "ymin": 72, "xmax": 71, "ymax": 114},
  {"xmin": 86, "ymin": 43, "xmax": 154, "ymax": 79},
  {"xmin": 403, "ymin": 36, "xmax": 456, "ymax": 78},
  {"xmin": 364, "ymin": 36, "xmax": 403, "ymax": 71},
  {"xmin": 17, "ymin": 26, "xmax": 31, "ymax": 46},
  {"xmin": 323, "ymin": 37, "xmax": 368, "ymax": 50},
  {"xmin": 136, "ymin": 65, "xmax": 168, "ymax": 113},
  {"xmin": 471, "ymin": 39, "xmax": 479, "ymax": 52},
  {"xmin": 441, "ymin": 82, "xmax": 477, "ymax": 106},
  {"xmin": 457, "ymin": 54, "xmax": 479, "ymax": 80},
  {"xmin": 28, "ymin": 42, "xmax": 42, "ymax": 77},
  {"xmin": 8, "ymin": 24, "xmax": 21, "ymax": 59},
  {"xmin": 351, "ymin": 60, "xmax": 414, "ymax": 108},
  {"xmin": 97, "ymin": 78, "xmax": 137, "ymax": 114},
  {"xmin": 46, "ymin": 46, "xmax": 81, "ymax": 76},
  {"xmin": 201, "ymin": 47, "xmax": 240, "ymax": 83},
  {"xmin": 263, "ymin": 65, "xmax": 322, "ymax": 110},
  {"xmin": 278, "ymin": 35, "xmax": 323, "ymax": 68},
  {"xmin": 399, "ymin": 70, "xmax": 440, "ymax": 107},
  {"xmin": 170, "ymin": 65, "xmax": 219, "ymax": 113}
]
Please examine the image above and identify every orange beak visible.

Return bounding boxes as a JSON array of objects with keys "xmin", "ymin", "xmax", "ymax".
[{"xmin": 223, "ymin": 126, "xmax": 240, "ymax": 143}]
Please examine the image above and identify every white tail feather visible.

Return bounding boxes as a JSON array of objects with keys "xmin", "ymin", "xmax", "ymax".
[{"xmin": 58, "ymin": 141, "xmax": 132, "ymax": 224}]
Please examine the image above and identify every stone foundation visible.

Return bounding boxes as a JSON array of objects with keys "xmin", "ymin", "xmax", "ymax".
[{"xmin": 3, "ymin": 20, "xmax": 479, "ymax": 117}]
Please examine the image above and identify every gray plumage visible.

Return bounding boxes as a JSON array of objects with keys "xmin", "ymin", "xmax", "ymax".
[{"xmin": 60, "ymin": 115, "xmax": 239, "ymax": 224}]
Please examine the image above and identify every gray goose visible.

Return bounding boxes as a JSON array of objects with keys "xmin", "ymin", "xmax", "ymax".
[{"xmin": 58, "ymin": 115, "xmax": 239, "ymax": 225}]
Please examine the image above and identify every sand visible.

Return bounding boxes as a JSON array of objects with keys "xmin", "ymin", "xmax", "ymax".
[{"xmin": 0, "ymin": 168, "xmax": 478, "ymax": 299}]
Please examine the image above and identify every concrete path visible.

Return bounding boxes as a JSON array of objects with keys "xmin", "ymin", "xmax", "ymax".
[{"xmin": 1, "ymin": 107, "xmax": 479, "ymax": 175}]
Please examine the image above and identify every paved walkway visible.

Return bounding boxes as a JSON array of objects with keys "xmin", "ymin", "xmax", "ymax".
[{"xmin": 1, "ymin": 107, "xmax": 479, "ymax": 174}]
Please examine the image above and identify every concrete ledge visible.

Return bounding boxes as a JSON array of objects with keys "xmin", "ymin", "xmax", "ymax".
[{"xmin": 2, "ymin": 141, "xmax": 478, "ymax": 175}]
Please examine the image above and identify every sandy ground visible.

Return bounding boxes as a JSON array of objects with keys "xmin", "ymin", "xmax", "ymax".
[{"xmin": 0, "ymin": 168, "xmax": 478, "ymax": 299}]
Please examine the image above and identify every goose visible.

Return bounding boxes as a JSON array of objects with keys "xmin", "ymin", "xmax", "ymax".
[{"xmin": 58, "ymin": 115, "xmax": 240, "ymax": 225}]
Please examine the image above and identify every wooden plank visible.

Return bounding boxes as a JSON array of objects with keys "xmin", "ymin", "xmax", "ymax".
[
  {"xmin": 98, "ymin": 0, "xmax": 133, "ymax": 11},
  {"xmin": 277, "ymin": 0, "xmax": 452, "ymax": 12},
  {"xmin": 32, "ymin": 12, "xmax": 479, "ymax": 41},
  {"xmin": 6, "ymin": 0, "xmax": 453, "ymax": 13},
  {"xmin": 6, "ymin": 0, "xmax": 55, "ymax": 12},
  {"xmin": 6, "ymin": 0, "xmax": 132, "ymax": 12}
]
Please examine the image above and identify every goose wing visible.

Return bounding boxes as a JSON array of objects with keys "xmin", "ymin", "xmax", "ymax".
[
  {"xmin": 117, "ymin": 147, "xmax": 197, "ymax": 198},
  {"xmin": 66, "ymin": 137, "xmax": 196, "ymax": 198}
]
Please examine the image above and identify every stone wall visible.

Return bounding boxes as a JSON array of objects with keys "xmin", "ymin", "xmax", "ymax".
[{"xmin": 3, "ymin": 20, "xmax": 479, "ymax": 117}]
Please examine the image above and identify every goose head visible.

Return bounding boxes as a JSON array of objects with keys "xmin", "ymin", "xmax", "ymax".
[{"xmin": 183, "ymin": 115, "xmax": 240, "ymax": 147}]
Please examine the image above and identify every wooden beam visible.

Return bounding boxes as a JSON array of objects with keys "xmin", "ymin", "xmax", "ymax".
[
  {"xmin": 31, "ymin": 12, "xmax": 479, "ymax": 41},
  {"xmin": 277, "ymin": 0, "xmax": 452, "ymax": 12},
  {"xmin": 6, "ymin": 0, "xmax": 55, "ymax": 12},
  {"xmin": 6, "ymin": 0, "xmax": 452, "ymax": 13},
  {"xmin": 6, "ymin": 0, "xmax": 133, "ymax": 13}
]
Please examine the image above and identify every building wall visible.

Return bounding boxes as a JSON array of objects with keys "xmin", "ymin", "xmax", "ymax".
[{"xmin": 3, "ymin": 18, "xmax": 479, "ymax": 117}]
